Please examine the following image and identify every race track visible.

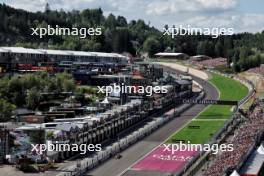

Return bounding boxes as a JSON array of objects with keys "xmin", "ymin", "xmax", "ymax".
[{"xmin": 87, "ymin": 65, "xmax": 218, "ymax": 176}]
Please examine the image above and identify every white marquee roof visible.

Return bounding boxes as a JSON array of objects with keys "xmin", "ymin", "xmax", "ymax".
[
  {"xmin": 38, "ymin": 49, "xmax": 72, "ymax": 56},
  {"xmin": 1, "ymin": 47, "xmax": 43, "ymax": 54},
  {"xmin": 0, "ymin": 47, "xmax": 127, "ymax": 59},
  {"xmin": 0, "ymin": 48, "xmax": 8, "ymax": 52},
  {"xmin": 155, "ymin": 52, "xmax": 189, "ymax": 57},
  {"xmin": 68, "ymin": 50, "xmax": 95, "ymax": 57}
]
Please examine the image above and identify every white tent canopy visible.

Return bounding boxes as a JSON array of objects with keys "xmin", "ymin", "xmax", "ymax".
[
  {"xmin": 230, "ymin": 170, "xmax": 240, "ymax": 176},
  {"xmin": 257, "ymin": 144, "xmax": 264, "ymax": 154},
  {"xmin": 101, "ymin": 97, "xmax": 110, "ymax": 104}
]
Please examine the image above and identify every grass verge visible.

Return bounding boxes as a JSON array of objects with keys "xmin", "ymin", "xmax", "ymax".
[{"xmin": 167, "ymin": 73, "xmax": 248, "ymax": 144}]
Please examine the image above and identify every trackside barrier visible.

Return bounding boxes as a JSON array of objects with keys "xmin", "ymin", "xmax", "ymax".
[
  {"xmin": 62, "ymin": 91, "xmax": 205, "ymax": 176},
  {"xmin": 177, "ymin": 70, "xmax": 255, "ymax": 176}
]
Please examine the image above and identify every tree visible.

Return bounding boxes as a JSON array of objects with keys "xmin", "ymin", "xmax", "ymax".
[
  {"xmin": 8, "ymin": 77, "xmax": 25, "ymax": 106},
  {"xmin": 239, "ymin": 47, "xmax": 252, "ymax": 59},
  {"xmin": 196, "ymin": 41, "xmax": 204, "ymax": 55},
  {"xmin": 215, "ymin": 40, "xmax": 224, "ymax": 57},
  {"xmin": 223, "ymin": 37, "xmax": 234, "ymax": 58},
  {"xmin": 26, "ymin": 88, "xmax": 41, "ymax": 110},
  {"xmin": 105, "ymin": 14, "xmax": 117, "ymax": 29},
  {"xmin": 112, "ymin": 27, "xmax": 135, "ymax": 53},
  {"xmin": 117, "ymin": 16, "xmax": 127, "ymax": 27},
  {"xmin": 55, "ymin": 72, "xmax": 76, "ymax": 92},
  {"xmin": 44, "ymin": 3, "xmax": 51, "ymax": 13},
  {"xmin": 197, "ymin": 41, "xmax": 214, "ymax": 56},
  {"xmin": 232, "ymin": 58, "xmax": 240, "ymax": 72},
  {"xmin": 63, "ymin": 80, "xmax": 75, "ymax": 92},
  {"xmin": 0, "ymin": 99, "xmax": 16, "ymax": 122},
  {"xmin": 143, "ymin": 37, "xmax": 160, "ymax": 57}
]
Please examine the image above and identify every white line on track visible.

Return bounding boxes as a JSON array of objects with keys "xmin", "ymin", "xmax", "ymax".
[{"xmin": 191, "ymin": 119, "xmax": 228, "ymax": 121}]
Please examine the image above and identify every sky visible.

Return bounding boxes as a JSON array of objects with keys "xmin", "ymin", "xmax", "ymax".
[{"xmin": 1, "ymin": 0, "xmax": 264, "ymax": 33}]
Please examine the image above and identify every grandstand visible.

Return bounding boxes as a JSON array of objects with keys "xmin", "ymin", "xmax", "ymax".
[
  {"xmin": 203, "ymin": 99, "xmax": 264, "ymax": 176},
  {"xmin": 0, "ymin": 47, "xmax": 129, "ymax": 72},
  {"xmin": 248, "ymin": 64, "xmax": 264, "ymax": 75},
  {"xmin": 191, "ymin": 57, "xmax": 227, "ymax": 68}
]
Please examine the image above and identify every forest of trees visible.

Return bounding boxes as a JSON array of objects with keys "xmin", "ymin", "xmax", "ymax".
[
  {"xmin": 0, "ymin": 72, "xmax": 75, "ymax": 121},
  {"xmin": 1, "ymin": 3, "xmax": 264, "ymax": 72},
  {"xmin": 0, "ymin": 3, "xmax": 161, "ymax": 55}
]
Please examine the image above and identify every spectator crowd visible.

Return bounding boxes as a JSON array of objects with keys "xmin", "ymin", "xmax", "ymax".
[
  {"xmin": 204, "ymin": 99, "xmax": 264, "ymax": 176},
  {"xmin": 191, "ymin": 58, "xmax": 227, "ymax": 68},
  {"xmin": 248, "ymin": 64, "xmax": 264, "ymax": 75}
]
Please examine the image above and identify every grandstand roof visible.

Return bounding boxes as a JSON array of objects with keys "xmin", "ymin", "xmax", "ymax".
[
  {"xmin": 68, "ymin": 50, "xmax": 95, "ymax": 57},
  {"xmin": 0, "ymin": 46, "xmax": 127, "ymax": 59},
  {"xmin": 1, "ymin": 47, "xmax": 43, "ymax": 54},
  {"xmin": 38, "ymin": 49, "xmax": 72, "ymax": 56},
  {"xmin": 0, "ymin": 48, "xmax": 8, "ymax": 52},
  {"xmin": 240, "ymin": 147, "xmax": 264, "ymax": 175},
  {"xmin": 155, "ymin": 52, "xmax": 189, "ymax": 57},
  {"xmin": 91, "ymin": 52, "xmax": 126, "ymax": 58},
  {"xmin": 16, "ymin": 124, "xmax": 42, "ymax": 130}
]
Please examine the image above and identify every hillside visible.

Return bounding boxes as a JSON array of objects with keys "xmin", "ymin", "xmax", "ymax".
[{"xmin": 0, "ymin": 3, "xmax": 264, "ymax": 71}]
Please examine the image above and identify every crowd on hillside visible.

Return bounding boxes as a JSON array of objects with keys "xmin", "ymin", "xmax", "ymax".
[
  {"xmin": 203, "ymin": 99, "xmax": 264, "ymax": 176},
  {"xmin": 248, "ymin": 64, "xmax": 264, "ymax": 75},
  {"xmin": 191, "ymin": 58, "xmax": 227, "ymax": 68}
]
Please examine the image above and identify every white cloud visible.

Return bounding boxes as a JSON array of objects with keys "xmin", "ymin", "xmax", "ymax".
[
  {"xmin": 160, "ymin": 13, "xmax": 264, "ymax": 33},
  {"xmin": 196, "ymin": 0, "xmax": 236, "ymax": 10},
  {"xmin": 236, "ymin": 14, "xmax": 264, "ymax": 33},
  {"xmin": 145, "ymin": 0, "xmax": 237, "ymax": 16},
  {"xmin": 3, "ymin": 0, "xmax": 96, "ymax": 11},
  {"xmin": 1, "ymin": 0, "xmax": 264, "ymax": 33},
  {"xmin": 6, "ymin": 0, "xmax": 46, "ymax": 12},
  {"xmin": 146, "ymin": 0, "xmax": 198, "ymax": 15},
  {"xmin": 107, "ymin": 0, "xmax": 144, "ymax": 11}
]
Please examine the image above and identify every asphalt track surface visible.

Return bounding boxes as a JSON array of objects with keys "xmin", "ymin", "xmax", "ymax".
[{"xmin": 87, "ymin": 66, "xmax": 219, "ymax": 176}]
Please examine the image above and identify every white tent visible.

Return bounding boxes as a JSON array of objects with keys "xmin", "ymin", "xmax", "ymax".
[
  {"xmin": 101, "ymin": 97, "xmax": 110, "ymax": 104},
  {"xmin": 230, "ymin": 170, "xmax": 240, "ymax": 176},
  {"xmin": 257, "ymin": 145, "xmax": 264, "ymax": 155}
]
